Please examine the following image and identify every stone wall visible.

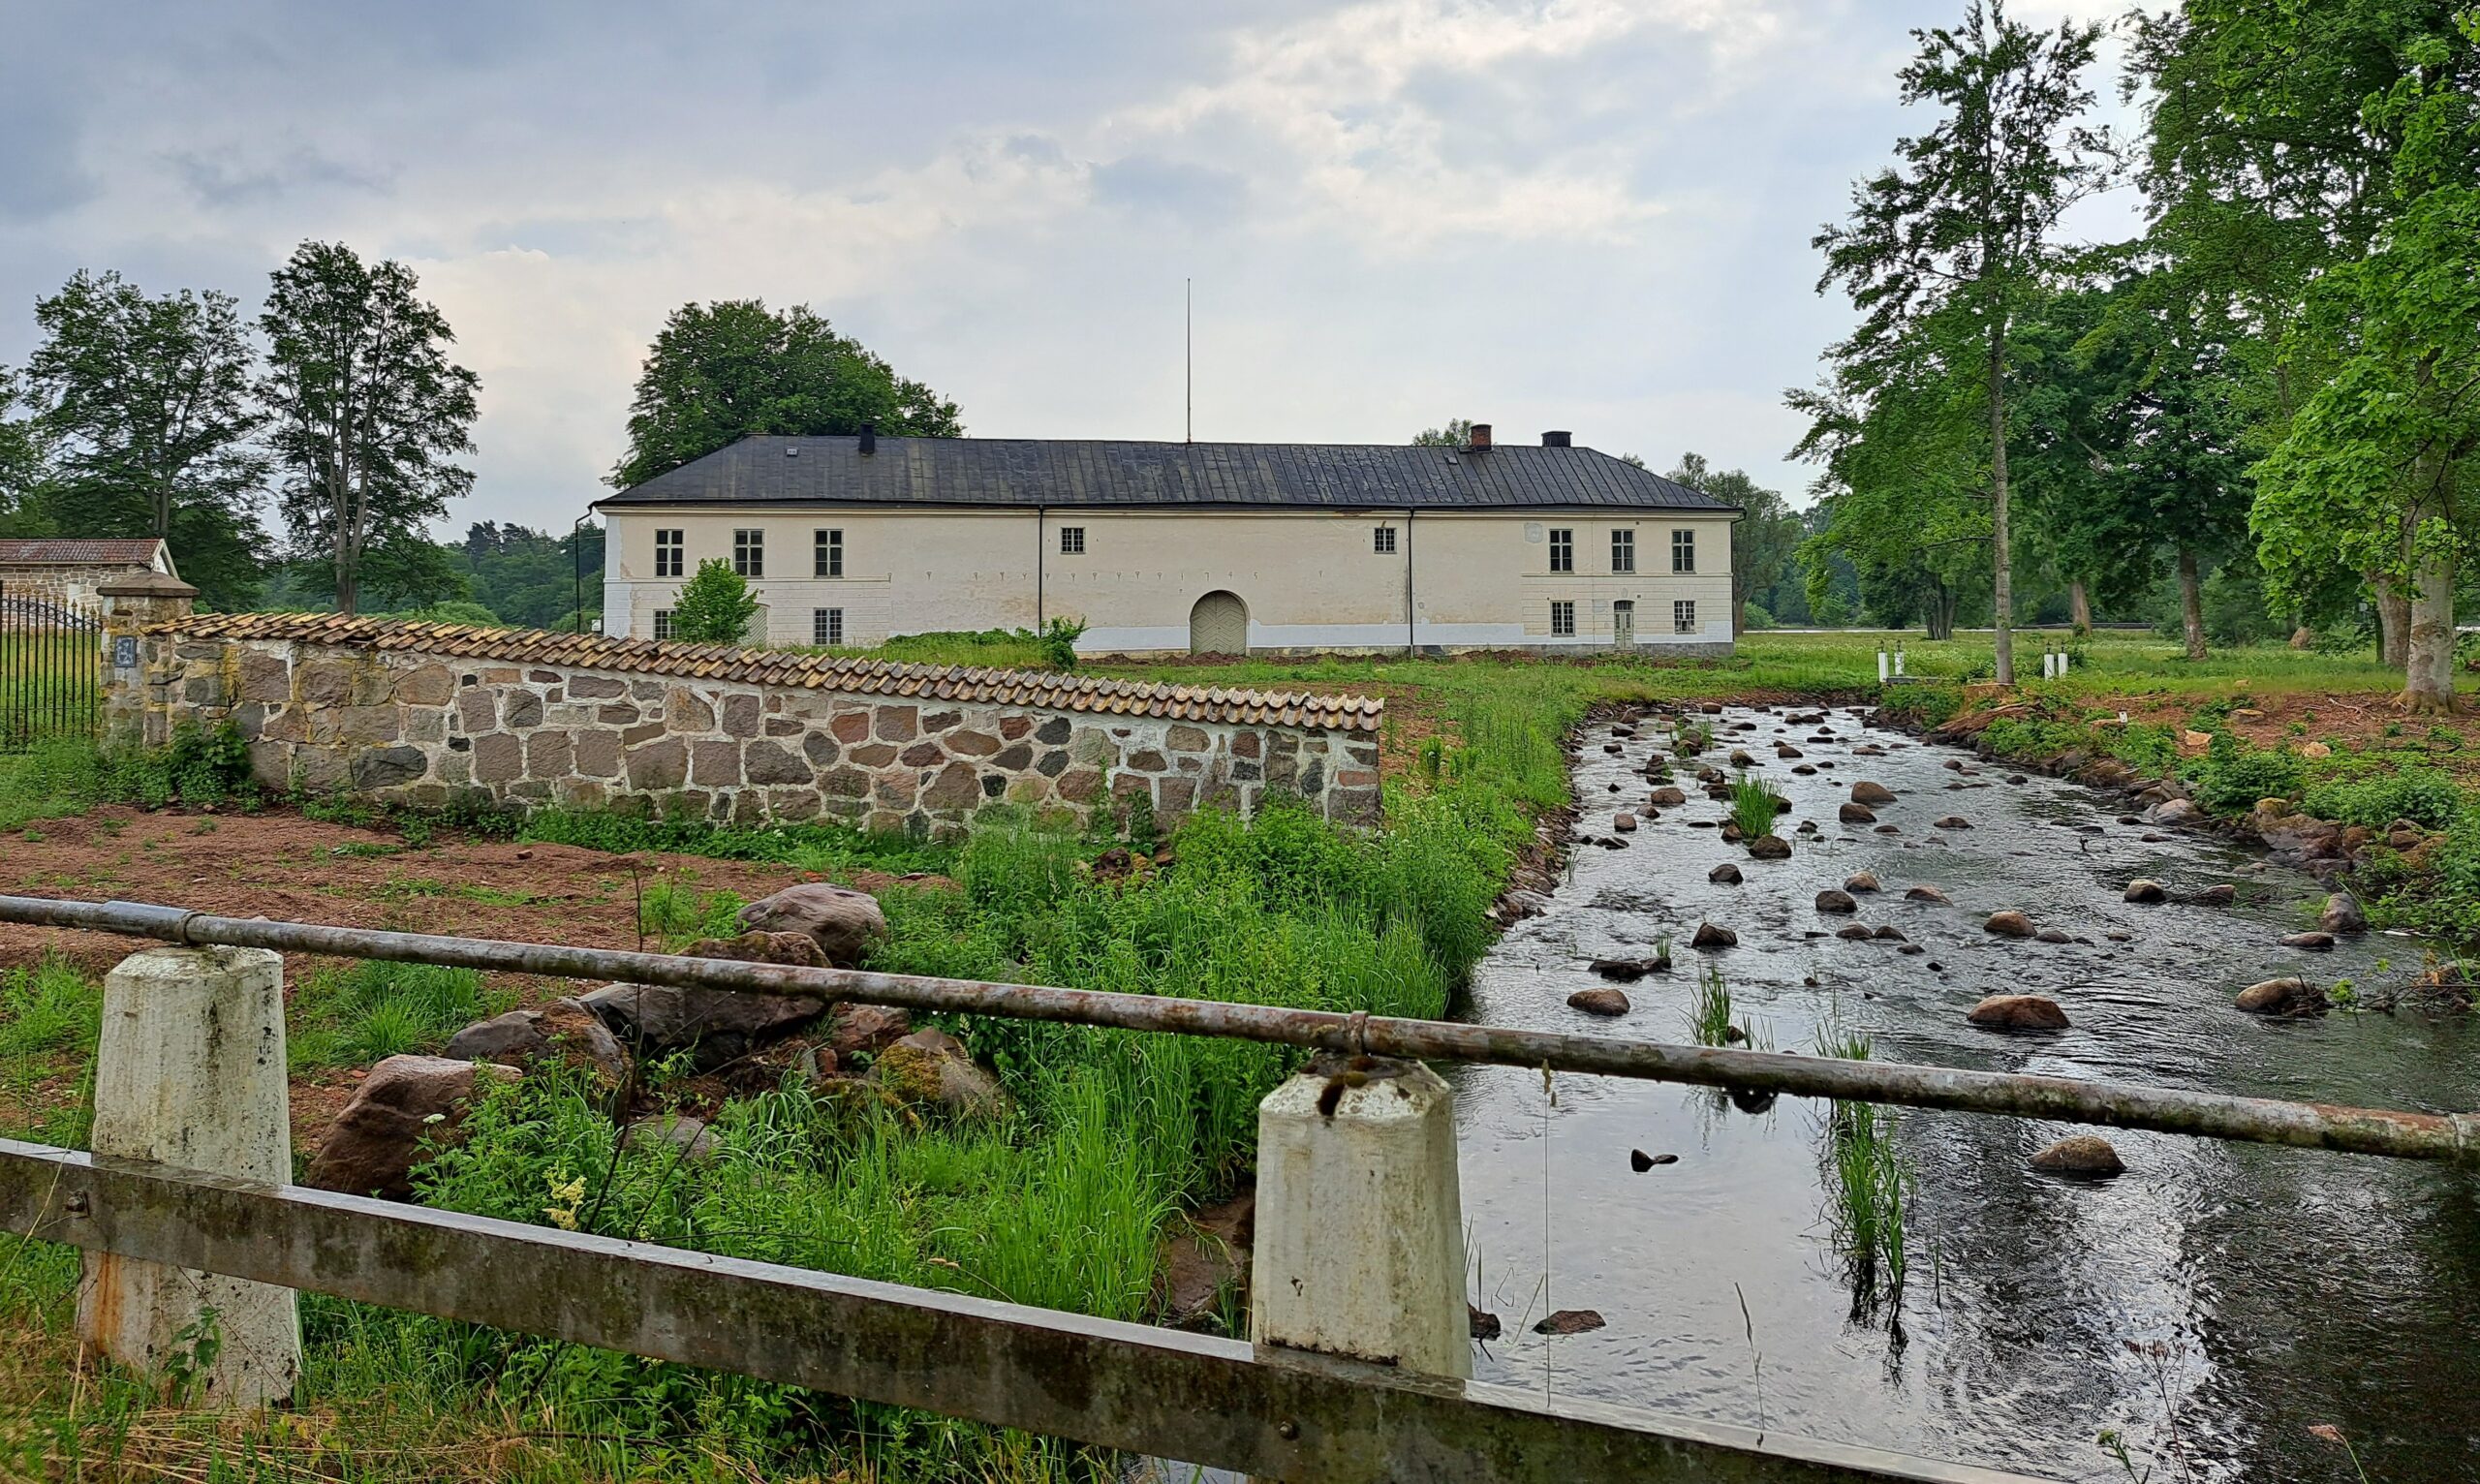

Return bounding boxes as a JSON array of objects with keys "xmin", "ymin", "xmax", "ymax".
[
  {"xmin": 1, "ymin": 563, "xmax": 144, "ymax": 609},
  {"xmin": 112, "ymin": 618, "xmax": 1382, "ymax": 835}
]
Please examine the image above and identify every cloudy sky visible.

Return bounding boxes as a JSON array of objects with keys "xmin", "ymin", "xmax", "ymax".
[{"xmin": 0, "ymin": 0, "xmax": 2139, "ymax": 534}]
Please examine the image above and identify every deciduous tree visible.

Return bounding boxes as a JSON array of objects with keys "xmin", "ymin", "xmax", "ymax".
[
  {"xmin": 1813, "ymin": 0, "xmax": 2114, "ymax": 682},
  {"xmin": 669, "ymin": 557, "xmax": 760, "ymax": 644},
  {"xmin": 611, "ymin": 301, "xmax": 961, "ymax": 489},
  {"xmin": 258, "ymin": 242, "xmax": 480, "ymax": 616}
]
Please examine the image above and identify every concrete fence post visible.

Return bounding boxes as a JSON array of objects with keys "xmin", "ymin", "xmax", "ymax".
[
  {"xmin": 1250, "ymin": 1055, "xmax": 1470, "ymax": 1378},
  {"xmin": 77, "ymin": 944, "xmax": 300, "ymax": 1408}
]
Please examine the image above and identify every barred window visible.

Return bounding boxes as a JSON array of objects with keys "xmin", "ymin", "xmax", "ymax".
[
  {"xmin": 1550, "ymin": 601, "xmax": 1575, "ymax": 637},
  {"xmin": 654, "ymin": 529, "xmax": 684, "ymax": 578},
  {"xmin": 1548, "ymin": 528, "xmax": 1573, "ymax": 573},
  {"xmin": 1610, "ymin": 529, "xmax": 1635, "ymax": 573},
  {"xmin": 732, "ymin": 528, "xmax": 764, "ymax": 577},
  {"xmin": 813, "ymin": 607, "xmax": 845, "ymax": 645},
  {"xmin": 1374, "ymin": 526, "xmax": 1398, "ymax": 554},
  {"xmin": 1674, "ymin": 600, "xmax": 1697, "ymax": 634},
  {"xmin": 815, "ymin": 529, "xmax": 843, "ymax": 578},
  {"xmin": 652, "ymin": 609, "xmax": 674, "ymax": 640},
  {"xmin": 1060, "ymin": 526, "xmax": 1086, "ymax": 554}
]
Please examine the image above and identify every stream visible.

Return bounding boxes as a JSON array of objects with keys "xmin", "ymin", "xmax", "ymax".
[{"xmin": 1453, "ymin": 704, "xmax": 2480, "ymax": 1481}]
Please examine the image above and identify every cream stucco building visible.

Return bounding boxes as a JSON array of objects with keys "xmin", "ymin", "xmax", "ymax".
[{"xmin": 593, "ymin": 426, "xmax": 1740, "ymax": 657}]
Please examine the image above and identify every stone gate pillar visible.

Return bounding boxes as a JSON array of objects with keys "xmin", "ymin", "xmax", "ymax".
[{"xmin": 94, "ymin": 571, "xmax": 199, "ymax": 749}]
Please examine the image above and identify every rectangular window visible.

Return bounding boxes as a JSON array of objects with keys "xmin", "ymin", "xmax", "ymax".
[
  {"xmin": 1674, "ymin": 600, "xmax": 1697, "ymax": 634},
  {"xmin": 651, "ymin": 609, "xmax": 674, "ymax": 641},
  {"xmin": 1611, "ymin": 529, "xmax": 1635, "ymax": 573},
  {"xmin": 732, "ymin": 528, "xmax": 764, "ymax": 578},
  {"xmin": 815, "ymin": 529, "xmax": 843, "ymax": 578},
  {"xmin": 1060, "ymin": 525, "xmax": 1085, "ymax": 554},
  {"xmin": 1374, "ymin": 525, "xmax": 1398, "ymax": 554},
  {"xmin": 1671, "ymin": 528, "xmax": 1695, "ymax": 573},
  {"xmin": 1548, "ymin": 528, "xmax": 1573, "ymax": 573},
  {"xmin": 813, "ymin": 607, "xmax": 844, "ymax": 646},
  {"xmin": 1550, "ymin": 601, "xmax": 1576, "ymax": 637},
  {"xmin": 654, "ymin": 529, "xmax": 684, "ymax": 578}
]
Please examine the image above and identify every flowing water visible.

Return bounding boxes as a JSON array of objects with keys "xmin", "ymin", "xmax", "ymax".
[{"xmin": 1455, "ymin": 704, "xmax": 2480, "ymax": 1481}]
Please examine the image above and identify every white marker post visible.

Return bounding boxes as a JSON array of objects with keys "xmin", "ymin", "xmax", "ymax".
[{"xmin": 78, "ymin": 945, "xmax": 300, "ymax": 1408}]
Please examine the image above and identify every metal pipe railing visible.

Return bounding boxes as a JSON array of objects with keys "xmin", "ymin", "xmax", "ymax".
[{"xmin": 4, "ymin": 893, "xmax": 2474, "ymax": 1165}]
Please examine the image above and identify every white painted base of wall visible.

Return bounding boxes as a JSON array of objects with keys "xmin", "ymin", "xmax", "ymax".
[{"xmin": 1077, "ymin": 618, "xmax": 1733, "ymax": 656}]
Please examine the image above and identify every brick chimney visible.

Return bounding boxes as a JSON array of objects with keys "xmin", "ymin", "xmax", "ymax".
[{"xmin": 1468, "ymin": 423, "xmax": 1492, "ymax": 451}]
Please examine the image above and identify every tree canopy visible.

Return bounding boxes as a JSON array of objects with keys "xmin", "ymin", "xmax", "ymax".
[{"xmin": 610, "ymin": 300, "xmax": 962, "ymax": 489}]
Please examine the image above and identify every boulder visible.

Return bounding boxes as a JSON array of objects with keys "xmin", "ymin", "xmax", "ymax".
[
  {"xmin": 2189, "ymin": 884, "xmax": 2237, "ymax": 907},
  {"xmin": 445, "ymin": 997, "xmax": 631, "ymax": 1086},
  {"xmin": 1612, "ymin": 813, "xmax": 1638, "ymax": 833},
  {"xmin": 1690, "ymin": 922, "xmax": 1738, "ymax": 949},
  {"xmin": 1567, "ymin": 987, "xmax": 1631, "ymax": 1017},
  {"xmin": 2123, "ymin": 880, "xmax": 2166, "ymax": 905},
  {"xmin": 2278, "ymin": 931, "xmax": 2337, "ymax": 950},
  {"xmin": 1983, "ymin": 911, "xmax": 2036, "ymax": 938},
  {"xmin": 303, "ymin": 1055, "xmax": 519, "ymax": 1200},
  {"xmin": 1815, "ymin": 888, "xmax": 1858, "ymax": 914},
  {"xmin": 1851, "ymin": 781, "xmax": 1898, "ymax": 806},
  {"xmin": 2318, "ymin": 892, "xmax": 2367, "ymax": 934},
  {"xmin": 1967, "ymin": 994, "xmax": 2070, "ymax": 1031},
  {"xmin": 1839, "ymin": 802, "xmax": 1878, "ymax": 825},
  {"xmin": 2030, "ymin": 1135, "xmax": 2124, "ymax": 1177},
  {"xmin": 1904, "ymin": 885, "xmax": 1951, "ymax": 905},
  {"xmin": 578, "ymin": 981, "xmax": 827, "ymax": 1071},
  {"xmin": 2146, "ymin": 799, "xmax": 2200, "ymax": 827},
  {"xmin": 733, "ymin": 882, "xmax": 891, "ymax": 967},
  {"xmin": 1777, "ymin": 745, "xmax": 1804, "ymax": 758},
  {"xmin": 1469, "ymin": 1305, "xmax": 1503, "ymax": 1341},
  {"xmin": 1729, "ymin": 749, "xmax": 1755, "ymax": 767},
  {"xmin": 1708, "ymin": 862, "xmax": 1743, "ymax": 884},
  {"xmin": 2236, "ymin": 976, "xmax": 2327, "ymax": 1015},
  {"xmin": 868, "ymin": 1029, "xmax": 1011, "ymax": 1120},
  {"xmin": 1588, "ymin": 956, "xmax": 1667, "ymax": 982},
  {"xmin": 680, "ymin": 930, "xmax": 829, "ymax": 967},
  {"xmin": 1648, "ymin": 787, "xmax": 1688, "ymax": 807},
  {"xmin": 2035, "ymin": 928, "xmax": 2072, "ymax": 944},
  {"xmin": 623, "ymin": 1112, "xmax": 719, "ymax": 1164},
  {"xmin": 1628, "ymin": 1150, "xmax": 1679, "ymax": 1172},
  {"xmin": 1934, "ymin": 816, "xmax": 1972, "ymax": 830},
  {"xmin": 826, "ymin": 1003, "xmax": 914, "ymax": 1058},
  {"xmin": 1745, "ymin": 834, "xmax": 1792, "ymax": 860},
  {"xmin": 1844, "ymin": 872, "xmax": 1881, "ymax": 893},
  {"xmin": 1533, "ymin": 1309, "xmax": 1607, "ymax": 1336},
  {"xmin": 1835, "ymin": 923, "xmax": 1876, "ymax": 940},
  {"xmin": 1872, "ymin": 925, "xmax": 1906, "ymax": 942}
]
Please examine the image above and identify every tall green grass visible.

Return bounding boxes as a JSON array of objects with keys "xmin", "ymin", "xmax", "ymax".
[
  {"xmin": 1814, "ymin": 1024, "xmax": 1911, "ymax": 1324},
  {"xmin": 289, "ymin": 960, "xmax": 506, "ymax": 1070},
  {"xmin": 1727, "ymin": 772, "xmax": 1784, "ymax": 839}
]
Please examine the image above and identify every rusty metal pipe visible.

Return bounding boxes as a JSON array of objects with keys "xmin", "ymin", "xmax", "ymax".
[{"xmin": 5, "ymin": 894, "xmax": 2475, "ymax": 1164}]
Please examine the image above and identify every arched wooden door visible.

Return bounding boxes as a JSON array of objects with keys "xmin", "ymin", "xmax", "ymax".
[{"xmin": 1190, "ymin": 591, "xmax": 1248, "ymax": 655}]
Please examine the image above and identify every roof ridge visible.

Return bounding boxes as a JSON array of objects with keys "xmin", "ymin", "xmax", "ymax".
[{"xmin": 156, "ymin": 613, "xmax": 1383, "ymax": 734}]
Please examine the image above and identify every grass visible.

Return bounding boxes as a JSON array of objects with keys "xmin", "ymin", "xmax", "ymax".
[
  {"xmin": 1688, "ymin": 964, "xmax": 1736, "ymax": 1047},
  {"xmin": 1727, "ymin": 771, "xmax": 1784, "ymax": 840},
  {"xmin": 288, "ymin": 960, "xmax": 509, "ymax": 1071},
  {"xmin": 1813, "ymin": 1023, "xmax": 1911, "ymax": 1326}
]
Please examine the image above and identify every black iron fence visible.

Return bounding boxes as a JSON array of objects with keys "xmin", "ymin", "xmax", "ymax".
[{"xmin": 0, "ymin": 581, "xmax": 104, "ymax": 752}]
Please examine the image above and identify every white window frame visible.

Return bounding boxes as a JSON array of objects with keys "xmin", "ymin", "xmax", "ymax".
[
  {"xmin": 1674, "ymin": 599, "xmax": 1697, "ymax": 634},
  {"xmin": 1611, "ymin": 529, "xmax": 1635, "ymax": 574},
  {"xmin": 1374, "ymin": 525, "xmax": 1398, "ymax": 554},
  {"xmin": 651, "ymin": 608, "xmax": 674, "ymax": 640},
  {"xmin": 732, "ymin": 528, "xmax": 764, "ymax": 578},
  {"xmin": 1060, "ymin": 525, "xmax": 1086, "ymax": 555},
  {"xmin": 816, "ymin": 529, "xmax": 843, "ymax": 578},
  {"xmin": 1550, "ymin": 601, "xmax": 1576, "ymax": 637},
  {"xmin": 813, "ymin": 607, "xmax": 845, "ymax": 646},
  {"xmin": 1671, "ymin": 528, "xmax": 1695, "ymax": 573},
  {"xmin": 654, "ymin": 528, "xmax": 684, "ymax": 578},
  {"xmin": 1548, "ymin": 528, "xmax": 1574, "ymax": 573}
]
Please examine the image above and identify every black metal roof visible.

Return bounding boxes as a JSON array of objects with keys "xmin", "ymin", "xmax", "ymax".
[{"xmin": 595, "ymin": 436, "xmax": 1738, "ymax": 514}]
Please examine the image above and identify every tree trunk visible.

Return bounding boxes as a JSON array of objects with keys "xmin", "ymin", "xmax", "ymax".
[
  {"xmin": 1987, "ymin": 334, "xmax": 2014, "ymax": 685},
  {"xmin": 2374, "ymin": 575, "xmax": 2410, "ymax": 666},
  {"xmin": 2176, "ymin": 549, "xmax": 2207, "ymax": 661},
  {"xmin": 2067, "ymin": 578, "xmax": 2092, "ymax": 635},
  {"xmin": 1925, "ymin": 584, "xmax": 1957, "ymax": 641},
  {"xmin": 2405, "ymin": 547, "xmax": 2457, "ymax": 712}
]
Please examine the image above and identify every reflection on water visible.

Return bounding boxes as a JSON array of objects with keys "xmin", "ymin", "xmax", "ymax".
[{"xmin": 1455, "ymin": 705, "xmax": 2480, "ymax": 1482}]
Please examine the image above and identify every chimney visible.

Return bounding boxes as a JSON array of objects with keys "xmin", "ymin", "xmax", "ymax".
[
  {"xmin": 858, "ymin": 421, "xmax": 877, "ymax": 455},
  {"xmin": 1468, "ymin": 422, "xmax": 1492, "ymax": 451},
  {"xmin": 1541, "ymin": 430, "xmax": 1571, "ymax": 448}
]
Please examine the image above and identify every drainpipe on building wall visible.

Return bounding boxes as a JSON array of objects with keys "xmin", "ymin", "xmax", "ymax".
[
  {"xmin": 1404, "ymin": 509, "xmax": 1415, "ymax": 658},
  {"xmin": 1036, "ymin": 505, "xmax": 1045, "ymax": 631}
]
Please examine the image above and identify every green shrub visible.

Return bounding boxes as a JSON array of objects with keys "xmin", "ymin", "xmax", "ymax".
[
  {"xmin": 2184, "ymin": 733, "xmax": 2304, "ymax": 814},
  {"xmin": 2304, "ymin": 768, "xmax": 2461, "ymax": 830},
  {"xmin": 1038, "ymin": 616, "xmax": 1086, "ymax": 671},
  {"xmin": 669, "ymin": 558, "xmax": 761, "ymax": 644}
]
